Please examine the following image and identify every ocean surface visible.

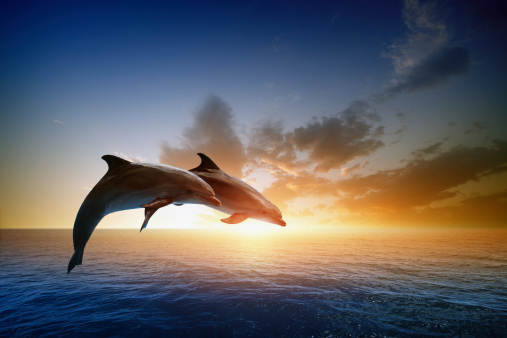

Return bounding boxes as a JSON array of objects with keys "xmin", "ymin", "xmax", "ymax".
[{"xmin": 1, "ymin": 228, "xmax": 506, "ymax": 337}]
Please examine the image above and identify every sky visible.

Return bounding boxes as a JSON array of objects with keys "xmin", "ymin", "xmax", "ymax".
[{"xmin": 1, "ymin": 0, "xmax": 506, "ymax": 229}]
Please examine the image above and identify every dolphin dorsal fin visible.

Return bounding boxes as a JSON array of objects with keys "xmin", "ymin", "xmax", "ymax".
[
  {"xmin": 191, "ymin": 153, "xmax": 221, "ymax": 172},
  {"xmin": 102, "ymin": 155, "xmax": 131, "ymax": 171}
]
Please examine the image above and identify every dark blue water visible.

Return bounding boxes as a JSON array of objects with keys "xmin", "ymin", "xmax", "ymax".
[{"xmin": 1, "ymin": 229, "xmax": 506, "ymax": 337}]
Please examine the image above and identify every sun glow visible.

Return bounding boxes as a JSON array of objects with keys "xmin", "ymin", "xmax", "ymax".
[{"xmin": 229, "ymin": 220, "xmax": 286, "ymax": 236}]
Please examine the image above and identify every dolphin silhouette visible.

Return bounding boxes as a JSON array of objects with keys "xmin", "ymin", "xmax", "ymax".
[
  {"xmin": 189, "ymin": 153, "xmax": 286, "ymax": 227},
  {"xmin": 67, "ymin": 155, "xmax": 221, "ymax": 273}
]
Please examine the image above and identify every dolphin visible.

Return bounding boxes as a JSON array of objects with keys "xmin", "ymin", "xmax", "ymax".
[
  {"xmin": 67, "ymin": 155, "xmax": 221, "ymax": 273},
  {"xmin": 189, "ymin": 153, "xmax": 286, "ymax": 227}
]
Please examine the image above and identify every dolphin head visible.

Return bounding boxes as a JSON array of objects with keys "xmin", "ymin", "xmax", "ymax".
[
  {"xmin": 192, "ymin": 193, "xmax": 221, "ymax": 207},
  {"xmin": 253, "ymin": 204, "xmax": 286, "ymax": 227}
]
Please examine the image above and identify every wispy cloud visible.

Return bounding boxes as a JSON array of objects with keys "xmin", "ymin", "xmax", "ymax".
[
  {"xmin": 388, "ymin": 0, "xmax": 448, "ymax": 73},
  {"xmin": 464, "ymin": 121, "xmax": 487, "ymax": 135},
  {"xmin": 383, "ymin": 0, "xmax": 471, "ymax": 97},
  {"xmin": 53, "ymin": 120, "xmax": 65, "ymax": 125}
]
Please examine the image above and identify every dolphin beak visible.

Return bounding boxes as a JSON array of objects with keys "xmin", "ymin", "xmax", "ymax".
[
  {"xmin": 270, "ymin": 217, "xmax": 286, "ymax": 227},
  {"xmin": 200, "ymin": 195, "xmax": 221, "ymax": 207}
]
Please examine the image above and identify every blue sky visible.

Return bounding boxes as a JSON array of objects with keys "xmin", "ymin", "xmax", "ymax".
[{"xmin": 1, "ymin": 0, "xmax": 506, "ymax": 229}]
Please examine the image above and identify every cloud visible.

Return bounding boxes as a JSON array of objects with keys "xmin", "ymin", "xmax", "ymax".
[
  {"xmin": 384, "ymin": 0, "xmax": 471, "ymax": 96},
  {"xmin": 159, "ymin": 95, "xmax": 247, "ymax": 177},
  {"xmin": 53, "ymin": 120, "xmax": 65, "ymax": 125},
  {"xmin": 338, "ymin": 140, "xmax": 507, "ymax": 211},
  {"xmin": 464, "ymin": 121, "xmax": 487, "ymax": 134},
  {"xmin": 347, "ymin": 190, "xmax": 507, "ymax": 228},
  {"xmin": 410, "ymin": 141, "xmax": 443, "ymax": 158},
  {"xmin": 386, "ymin": 47, "xmax": 471, "ymax": 96},
  {"xmin": 247, "ymin": 100, "xmax": 385, "ymax": 174},
  {"xmin": 290, "ymin": 101, "xmax": 384, "ymax": 172},
  {"xmin": 255, "ymin": 139, "xmax": 507, "ymax": 227},
  {"xmin": 247, "ymin": 121, "xmax": 308, "ymax": 175},
  {"xmin": 153, "ymin": 2, "xmax": 492, "ymax": 227},
  {"xmin": 159, "ymin": 97, "xmax": 384, "ymax": 179},
  {"xmin": 157, "ymin": 93, "xmax": 507, "ymax": 227},
  {"xmin": 388, "ymin": 0, "xmax": 449, "ymax": 75},
  {"xmin": 422, "ymin": 190, "xmax": 507, "ymax": 227}
]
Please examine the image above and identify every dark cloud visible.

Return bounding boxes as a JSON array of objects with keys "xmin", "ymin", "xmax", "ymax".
[
  {"xmin": 357, "ymin": 190, "xmax": 507, "ymax": 228},
  {"xmin": 157, "ymin": 94, "xmax": 507, "ymax": 228},
  {"xmin": 386, "ymin": 46, "xmax": 471, "ymax": 97},
  {"xmin": 338, "ymin": 140, "xmax": 507, "ymax": 210},
  {"xmin": 464, "ymin": 121, "xmax": 487, "ymax": 134},
  {"xmin": 410, "ymin": 142, "xmax": 443, "ymax": 158},
  {"xmin": 257, "ymin": 139, "xmax": 507, "ymax": 226},
  {"xmin": 159, "ymin": 95, "xmax": 247, "ymax": 177},
  {"xmin": 429, "ymin": 190, "xmax": 507, "ymax": 227}
]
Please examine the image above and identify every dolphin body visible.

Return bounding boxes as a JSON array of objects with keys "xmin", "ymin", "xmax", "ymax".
[
  {"xmin": 67, "ymin": 155, "xmax": 221, "ymax": 273},
  {"xmin": 189, "ymin": 153, "xmax": 286, "ymax": 227}
]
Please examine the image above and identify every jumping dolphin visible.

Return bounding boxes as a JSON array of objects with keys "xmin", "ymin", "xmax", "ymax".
[
  {"xmin": 67, "ymin": 155, "xmax": 221, "ymax": 273},
  {"xmin": 190, "ymin": 153, "xmax": 286, "ymax": 227}
]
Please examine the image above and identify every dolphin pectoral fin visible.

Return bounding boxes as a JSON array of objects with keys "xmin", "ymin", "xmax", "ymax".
[
  {"xmin": 221, "ymin": 213, "xmax": 249, "ymax": 224},
  {"xmin": 140, "ymin": 208, "xmax": 157, "ymax": 232},
  {"xmin": 140, "ymin": 198, "xmax": 174, "ymax": 209},
  {"xmin": 139, "ymin": 198, "xmax": 173, "ymax": 232}
]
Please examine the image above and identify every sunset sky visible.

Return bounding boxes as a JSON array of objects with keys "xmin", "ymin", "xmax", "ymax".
[{"xmin": 1, "ymin": 0, "xmax": 506, "ymax": 229}]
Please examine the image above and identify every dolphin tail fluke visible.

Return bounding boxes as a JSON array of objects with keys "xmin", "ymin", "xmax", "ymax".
[{"xmin": 67, "ymin": 248, "xmax": 84, "ymax": 273}]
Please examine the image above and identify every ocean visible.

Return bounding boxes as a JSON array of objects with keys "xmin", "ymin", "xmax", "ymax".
[{"xmin": 1, "ymin": 228, "xmax": 506, "ymax": 337}]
